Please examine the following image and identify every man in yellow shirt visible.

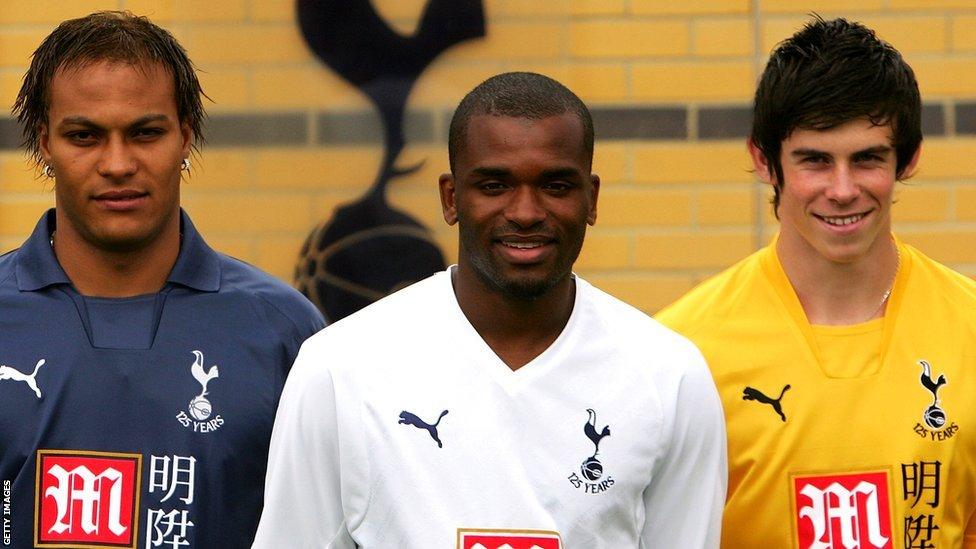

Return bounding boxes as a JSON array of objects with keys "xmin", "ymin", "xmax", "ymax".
[{"xmin": 657, "ymin": 16, "xmax": 976, "ymax": 549}]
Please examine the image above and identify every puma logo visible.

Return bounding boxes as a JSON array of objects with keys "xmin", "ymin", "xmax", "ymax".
[
  {"xmin": 743, "ymin": 384, "xmax": 791, "ymax": 422},
  {"xmin": 0, "ymin": 359, "xmax": 47, "ymax": 399},
  {"xmin": 398, "ymin": 409, "xmax": 448, "ymax": 448}
]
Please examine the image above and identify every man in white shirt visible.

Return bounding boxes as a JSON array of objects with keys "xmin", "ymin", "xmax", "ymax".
[{"xmin": 253, "ymin": 71, "xmax": 726, "ymax": 548}]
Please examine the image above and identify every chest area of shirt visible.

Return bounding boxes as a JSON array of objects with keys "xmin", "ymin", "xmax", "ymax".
[
  {"xmin": 716, "ymin": 345, "xmax": 975, "ymax": 446},
  {"xmin": 0, "ymin": 346, "xmax": 279, "ymax": 548},
  {"xmin": 0, "ymin": 335, "xmax": 285, "ymax": 478},
  {"xmin": 349, "ymin": 381, "xmax": 662, "ymax": 533},
  {"xmin": 718, "ymin": 349, "xmax": 976, "ymax": 549}
]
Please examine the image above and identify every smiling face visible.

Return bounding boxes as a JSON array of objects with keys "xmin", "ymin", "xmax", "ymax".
[
  {"xmin": 750, "ymin": 118, "xmax": 918, "ymax": 267},
  {"xmin": 40, "ymin": 60, "xmax": 190, "ymax": 254},
  {"xmin": 440, "ymin": 113, "xmax": 599, "ymax": 300}
]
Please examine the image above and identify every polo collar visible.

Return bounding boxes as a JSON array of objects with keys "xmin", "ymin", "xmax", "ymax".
[
  {"xmin": 166, "ymin": 210, "xmax": 221, "ymax": 292},
  {"xmin": 15, "ymin": 209, "xmax": 69, "ymax": 291}
]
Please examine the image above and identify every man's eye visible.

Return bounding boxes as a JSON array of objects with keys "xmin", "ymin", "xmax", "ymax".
[
  {"xmin": 67, "ymin": 131, "xmax": 96, "ymax": 143},
  {"xmin": 544, "ymin": 181, "xmax": 572, "ymax": 193},
  {"xmin": 480, "ymin": 181, "xmax": 507, "ymax": 192},
  {"xmin": 134, "ymin": 128, "xmax": 164, "ymax": 139}
]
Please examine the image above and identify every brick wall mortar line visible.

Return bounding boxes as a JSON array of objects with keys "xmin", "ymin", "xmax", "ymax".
[
  {"xmin": 305, "ymin": 109, "xmax": 317, "ymax": 148},
  {"xmin": 896, "ymin": 220, "xmax": 976, "ymax": 230},
  {"xmin": 946, "ymin": 184, "xmax": 957, "ymax": 222},
  {"xmin": 946, "ymin": 101, "xmax": 956, "ymax": 136},
  {"xmin": 943, "ymin": 11, "xmax": 952, "ymax": 55},
  {"xmin": 631, "ymin": 227, "xmax": 755, "ymax": 236}
]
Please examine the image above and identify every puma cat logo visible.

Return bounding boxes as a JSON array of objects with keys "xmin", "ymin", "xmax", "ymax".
[
  {"xmin": 743, "ymin": 384, "xmax": 791, "ymax": 422},
  {"xmin": 0, "ymin": 359, "xmax": 46, "ymax": 399},
  {"xmin": 398, "ymin": 409, "xmax": 449, "ymax": 448}
]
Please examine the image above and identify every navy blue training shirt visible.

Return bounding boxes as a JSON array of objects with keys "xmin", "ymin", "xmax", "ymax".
[{"xmin": 0, "ymin": 209, "xmax": 325, "ymax": 548}]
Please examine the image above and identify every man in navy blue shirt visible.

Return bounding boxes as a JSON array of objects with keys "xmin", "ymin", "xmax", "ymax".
[{"xmin": 0, "ymin": 11, "xmax": 324, "ymax": 548}]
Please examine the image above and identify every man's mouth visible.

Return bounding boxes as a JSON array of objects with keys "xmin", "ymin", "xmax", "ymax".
[
  {"xmin": 495, "ymin": 236, "xmax": 554, "ymax": 264},
  {"xmin": 95, "ymin": 190, "xmax": 148, "ymax": 201},
  {"xmin": 93, "ymin": 190, "xmax": 149, "ymax": 211},
  {"xmin": 817, "ymin": 212, "xmax": 866, "ymax": 226},
  {"xmin": 501, "ymin": 240, "xmax": 545, "ymax": 249}
]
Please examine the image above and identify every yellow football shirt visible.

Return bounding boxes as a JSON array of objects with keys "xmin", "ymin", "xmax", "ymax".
[{"xmin": 657, "ymin": 237, "xmax": 976, "ymax": 549}]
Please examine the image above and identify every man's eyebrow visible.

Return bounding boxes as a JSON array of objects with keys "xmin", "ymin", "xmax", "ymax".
[
  {"xmin": 129, "ymin": 114, "xmax": 170, "ymax": 126},
  {"xmin": 789, "ymin": 148, "xmax": 830, "ymax": 158},
  {"xmin": 471, "ymin": 166, "xmax": 511, "ymax": 177},
  {"xmin": 790, "ymin": 145, "xmax": 893, "ymax": 158},
  {"xmin": 57, "ymin": 113, "xmax": 171, "ymax": 129},
  {"xmin": 57, "ymin": 116, "xmax": 100, "ymax": 129},
  {"xmin": 852, "ymin": 145, "xmax": 894, "ymax": 156},
  {"xmin": 540, "ymin": 167, "xmax": 581, "ymax": 179}
]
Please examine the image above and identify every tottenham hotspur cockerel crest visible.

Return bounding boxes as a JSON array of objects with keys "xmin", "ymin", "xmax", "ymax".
[
  {"xmin": 911, "ymin": 359, "xmax": 959, "ymax": 442},
  {"xmin": 567, "ymin": 409, "xmax": 615, "ymax": 493},
  {"xmin": 175, "ymin": 350, "xmax": 225, "ymax": 433}
]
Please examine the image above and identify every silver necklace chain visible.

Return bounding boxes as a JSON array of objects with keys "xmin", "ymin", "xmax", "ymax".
[{"xmin": 869, "ymin": 240, "xmax": 900, "ymax": 320}]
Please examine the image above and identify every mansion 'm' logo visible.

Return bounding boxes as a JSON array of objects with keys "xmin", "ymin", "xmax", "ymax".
[
  {"xmin": 567, "ymin": 409, "xmax": 614, "ymax": 494},
  {"xmin": 175, "ymin": 350, "xmax": 224, "ymax": 433},
  {"xmin": 913, "ymin": 360, "xmax": 958, "ymax": 442},
  {"xmin": 457, "ymin": 528, "xmax": 562, "ymax": 549},
  {"xmin": 35, "ymin": 449, "xmax": 142, "ymax": 548},
  {"xmin": 794, "ymin": 471, "xmax": 893, "ymax": 549}
]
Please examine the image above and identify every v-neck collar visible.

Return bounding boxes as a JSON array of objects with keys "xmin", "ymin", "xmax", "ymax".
[
  {"xmin": 760, "ymin": 234, "xmax": 911, "ymax": 379},
  {"xmin": 440, "ymin": 267, "xmax": 583, "ymax": 394}
]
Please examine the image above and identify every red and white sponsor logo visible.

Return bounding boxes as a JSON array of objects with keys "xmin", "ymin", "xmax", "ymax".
[
  {"xmin": 35, "ymin": 450, "xmax": 142, "ymax": 548},
  {"xmin": 457, "ymin": 528, "xmax": 562, "ymax": 549},
  {"xmin": 794, "ymin": 471, "xmax": 893, "ymax": 549}
]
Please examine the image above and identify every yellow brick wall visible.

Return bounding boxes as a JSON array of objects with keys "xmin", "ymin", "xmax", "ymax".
[{"xmin": 1, "ymin": 0, "xmax": 975, "ymax": 314}]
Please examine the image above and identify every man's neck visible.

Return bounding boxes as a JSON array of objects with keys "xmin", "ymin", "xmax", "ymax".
[
  {"xmin": 452, "ymin": 267, "xmax": 576, "ymax": 371},
  {"xmin": 776, "ymin": 233, "xmax": 899, "ymax": 326},
  {"xmin": 52, "ymin": 226, "xmax": 181, "ymax": 298}
]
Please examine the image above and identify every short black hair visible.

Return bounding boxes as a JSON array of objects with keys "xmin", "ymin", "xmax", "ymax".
[
  {"xmin": 12, "ymin": 10, "xmax": 207, "ymax": 166},
  {"xmin": 751, "ymin": 16, "xmax": 921, "ymax": 213},
  {"xmin": 448, "ymin": 72, "xmax": 594, "ymax": 172}
]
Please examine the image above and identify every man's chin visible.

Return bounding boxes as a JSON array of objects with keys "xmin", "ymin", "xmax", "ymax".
[
  {"xmin": 494, "ymin": 272, "xmax": 569, "ymax": 301},
  {"xmin": 87, "ymin": 231, "xmax": 159, "ymax": 254},
  {"xmin": 467, "ymin": 255, "xmax": 572, "ymax": 301}
]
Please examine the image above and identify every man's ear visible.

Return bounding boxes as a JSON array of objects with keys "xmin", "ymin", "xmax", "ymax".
[
  {"xmin": 439, "ymin": 173, "xmax": 458, "ymax": 226},
  {"xmin": 39, "ymin": 124, "xmax": 52, "ymax": 166},
  {"xmin": 898, "ymin": 144, "xmax": 922, "ymax": 180},
  {"xmin": 180, "ymin": 121, "xmax": 192, "ymax": 158},
  {"xmin": 586, "ymin": 174, "xmax": 600, "ymax": 226},
  {"xmin": 747, "ymin": 139, "xmax": 775, "ymax": 186}
]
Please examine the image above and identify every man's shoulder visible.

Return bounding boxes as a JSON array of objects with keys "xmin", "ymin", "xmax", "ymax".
[
  {"xmin": 0, "ymin": 248, "xmax": 20, "ymax": 289},
  {"xmin": 578, "ymin": 277, "xmax": 705, "ymax": 361},
  {"xmin": 0, "ymin": 247, "xmax": 33, "ymax": 298},
  {"xmin": 216, "ymin": 253, "xmax": 325, "ymax": 330},
  {"xmin": 903, "ymin": 243, "xmax": 976, "ymax": 305},
  {"xmin": 301, "ymin": 271, "xmax": 446, "ymax": 349},
  {"xmin": 655, "ymin": 248, "xmax": 765, "ymax": 336}
]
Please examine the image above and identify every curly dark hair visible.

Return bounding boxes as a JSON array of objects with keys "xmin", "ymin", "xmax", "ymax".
[
  {"xmin": 12, "ymin": 10, "xmax": 207, "ymax": 166},
  {"xmin": 751, "ymin": 16, "xmax": 921, "ymax": 214}
]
